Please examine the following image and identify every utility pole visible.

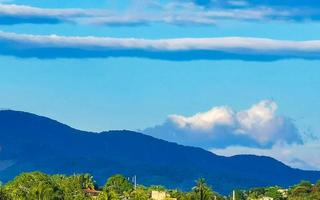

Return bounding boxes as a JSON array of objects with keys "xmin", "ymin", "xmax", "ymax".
[{"xmin": 133, "ymin": 175, "xmax": 137, "ymax": 190}]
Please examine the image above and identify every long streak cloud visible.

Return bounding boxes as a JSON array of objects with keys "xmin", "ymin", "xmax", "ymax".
[
  {"xmin": 1, "ymin": 2, "xmax": 320, "ymax": 26},
  {"xmin": 1, "ymin": 31, "xmax": 320, "ymax": 61}
]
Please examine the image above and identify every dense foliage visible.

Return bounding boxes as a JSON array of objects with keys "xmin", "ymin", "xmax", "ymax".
[
  {"xmin": 231, "ymin": 180, "xmax": 320, "ymax": 200},
  {"xmin": 0, "ymin": 172, "xmax": 319, "ymax": 200}
]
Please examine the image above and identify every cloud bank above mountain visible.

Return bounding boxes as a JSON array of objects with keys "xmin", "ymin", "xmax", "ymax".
[
  {"xmin": 211, "ymin": 141, "xmax": 320, "ymax": 170},
  {"xmin": 143, "ymin": 100, "xmax": 302, "ymax": 148},
  {"xmin": 143, "ymin": 100, "xmax": 320, "ymax": 170},
  {"xmin": 2, "ymin": 31, "xmax": 320, "ymax": 61}
]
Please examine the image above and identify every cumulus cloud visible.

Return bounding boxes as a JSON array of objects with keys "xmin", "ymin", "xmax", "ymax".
[
  {"xmin": 2, "ymin": 31, "xmax": 320, "ymax": 60},
  {"xmin": 143, "ymin": 100, "xmax": 302, "ymax": 148}
]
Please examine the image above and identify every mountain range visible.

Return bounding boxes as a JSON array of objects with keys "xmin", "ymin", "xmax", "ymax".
[{"xmin": 0, "ymin": 110, "xmax": 319, "ymax": 194}]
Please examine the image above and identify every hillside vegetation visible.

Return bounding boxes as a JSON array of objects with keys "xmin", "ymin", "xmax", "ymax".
[{"xmin": 0, "ymin": 172, "xmax": 320, "ymax": 200}]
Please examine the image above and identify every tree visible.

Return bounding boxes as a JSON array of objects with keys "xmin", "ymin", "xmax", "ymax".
[
  {"xmin": 130, "ymin": 186, "xmax": 149, "ymax": 200},
  {"xmin": 233, "ymin": 190, "xmax": 246, "ymax": 200},
  {"xmin": 96, "ymin": 191, "xmax": 110, "ymax": 200},
  {"xmin": 265, "ymin": 187, "xmax": 284, "ymax": 200},
  {"xmin": 93, "ymin": 190, "xmax": 121, "ymax": 200},
  {"xmin": 289, "ymin": 180, "xmax": 313, "ymax": 197},
  {"xmin": 5, "ymin": 172, "xmax": 63, "ymax": 200},
  {"xmin": 75, "ymin": 173, "xmax": 96, "ymax": 190},
  {"xmin": 148, "ymin": 185, "xmax": 166, "ymax": 192},
  {"xmin": 314, "ymin": 180, "xmax": 320, "ymax": 193},
  {"xmin": 103, "ymin": 174, "xmax": 133, "ymax": 197},
  {"xmin": 51, "ymin": 174, "xmax": 87, "ymax": 200},
  {"xmin": 169, "ymin": 189, "xmax": 190, "ymax": 200},
  {"xmin": 0, "ymin": 184, "xmax": 9, "ymax": 200},
  {"xmin": 191, "ymin": 178, "xmax": 214, "ymax": 200},
  {"xmin": 247, "ymin": 187, "xmax": 266, "ymax": 199}
]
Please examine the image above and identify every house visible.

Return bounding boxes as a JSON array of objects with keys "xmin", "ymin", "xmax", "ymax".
[
  {"xmin": 277, "ymin": 189, "xmax": 288, "ymax": 198},
  {"xmin": 83, "ymin": 188, "xmax": 100, "ymax": 198},
  {"xmin": 151, "ymin": 190, "xmax": 177, "ymax": 200}
]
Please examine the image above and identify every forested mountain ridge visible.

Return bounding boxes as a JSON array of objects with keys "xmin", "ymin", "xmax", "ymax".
[{"xmin": 0, "ymin": 110, "xmax": 319, "ymax": 194}]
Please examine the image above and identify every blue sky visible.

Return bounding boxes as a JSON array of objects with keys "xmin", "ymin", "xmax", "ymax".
[{"xmin": 0, "ymin": 0, "xmax": 320, "ymax": 169}]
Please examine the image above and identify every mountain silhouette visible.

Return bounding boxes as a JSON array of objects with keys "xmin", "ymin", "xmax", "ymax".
[{"xmin": 0, "ymin": 110, "xmax": 319, "ymax": 194}]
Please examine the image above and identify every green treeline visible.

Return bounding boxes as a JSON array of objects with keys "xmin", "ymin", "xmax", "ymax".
[{"xmin": 0, "ymin": 172, "xmax": 319, "ymax": 200}]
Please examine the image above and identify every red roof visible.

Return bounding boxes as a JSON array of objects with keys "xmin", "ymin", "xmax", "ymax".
[{"xmin": 83, "ymin": 188, "xmax": 100, "ymax": 196}]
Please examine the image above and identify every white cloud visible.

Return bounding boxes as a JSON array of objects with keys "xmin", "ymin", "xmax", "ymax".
[
  {"xmin": 211, "ymin": 141, "xmax": 320, "ymax": 170},
  {"xmin": 143, "ymin": 100, "xmax": 302, "ymax": 148},
  {"xmin": 169, "ymin": 100, "xmax": 278, "ymax": 140},
  {"xmin": 2, "ymin": 31, "xmax": 320, "ymax": 60},
  {"xmin": 171, "ymin": 100, "xmax": 299, "ymax": 145},
  {"xmin": 1, "ymin": 1, "xmax": 320, "ymax": 26},
  {"xmin": 145, "ymin": 100, "xmax": 317, "ymax": 170},
  {"xmin": 0, "ymin": 4, "xmax": 87, "ymax": 16},
  {"xmin": 236, "ymin": 100, "xmax": 283, "ymax": 144},
  {"xmin": 0, "ymin": 4, "xmax": 91, "ymax": 25},
  {"xmin": 169, "ymin": 106, "xmax": 234, "ymax": 131},
  {"xmin": 0, "ymin": 3, "xmax": 217, "ymax": 26}
]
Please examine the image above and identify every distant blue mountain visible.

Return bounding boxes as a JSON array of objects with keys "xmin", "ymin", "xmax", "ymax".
[{"xmin": 0, "ymin": 110, "xmax": 319, "ymax": 194}]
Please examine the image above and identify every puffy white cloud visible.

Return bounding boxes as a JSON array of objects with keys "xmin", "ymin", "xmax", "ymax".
[
  {"xmin": 236, "ymin": 100, "xmax": 284, "ymax": 144},
  {"xmin": 2, "ymin": 31, "xmax": 320, "ymax": 60},
  {"xmin": 169, "ymin": 106, "xmax": 234, "ymax": 131},
  {"xmin": 143, "ymin": 100, "xmax": 302, "ymax": 148}
]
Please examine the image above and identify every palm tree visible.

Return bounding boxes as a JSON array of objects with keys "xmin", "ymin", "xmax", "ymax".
[
  {"xmin": 193, "ymin": 178, "xmax": 210, "ymax": 200},
  {"xmin": 198, "ymin": 178, "xmax": 206, "ymax": 200}
]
